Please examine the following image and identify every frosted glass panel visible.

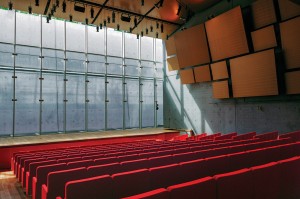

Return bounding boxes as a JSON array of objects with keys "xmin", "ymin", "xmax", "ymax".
[
  {"xmin": 88, "ymin": 26, "xmax": 105, "ymax": 55},
  {"xmin": 125, "ymin": 59, "xmax": 139, "ymax": 77},
  {"xmin": 42, "ymin": 74, "xmax": 64, "ymax": 133},
  {"xmin": 157, "ymin": 80, "xmax": 164, "ymax": 126},
  {"xmin": 125, "ymin": 79, "xmax": 139, "ymax": 128},
  {"xmin": 66, "ymin": 22, "xmax": 85, "ymax": 52},
  {"xmin": 141, "ymin": 36, "xmax": 153, "ymax": 60},
  {"xmin": 15, "ymin": 46, "xmax": 40, "ymax": 69},
  {"xmin": 107, "ymin": 28, "xmax": 122, "ymax": 57},
  {"xmin": 125, "ymin": 33, "xmax": 138, "ymax": 59},
  {"xmin": 66, "ymin": 52, "xmax": 85, "ymax": 72},
  {"xmin": 107, "ymin": 78, "xmax": 123, "ymax": 129},
  {"xmin": 88, "ymin": 54, "xmax": 106, "ymax": 74},
  {"xmin": 0, "ymin": 43, "xmax": 14, "ymax": 67},
  {"xmin": 155, "ymin": 39, "xmax": 164, "ymax": 62},
  {"xmin": 155, "ymin": 63, "xmax": 164, "ymax": 79},
  {"xmin": 88, "ymin": 76, "xmax": 105, "ymax": 131},
  {"xmin": 42, "ymin": 49, "xmax": 64, "ymax": 71},
  {"xmin": 42, "ymin": 18, "xmax": 65, "ymax": 50},
  {"xmin": 15, "ymin": 72, "xmax": 40, "ymax": 135},
  {"xmin": 66, "ymin": 75, "xmax": 85, "ymax": 131},
  {"xmin": 141, "ymin": 61, "xmax": 154, "ymax": 78},
  {"xmin": 0, "ymin": 9, "xmax": 15, "ymax": 43},
  {"xmin": 142, "ymin": 79, "xmax": 154, "ymax": 127},
  {"xmin": 107, "ymin": 57, "xmax": 122, "ymax": 75},
  {"xmin": 0, "ymin": 70, "xmax": 13, "ymax": 136},
  {"xmin": 16, "ymin": 12, "xmax": 41, "ymax": 47}
]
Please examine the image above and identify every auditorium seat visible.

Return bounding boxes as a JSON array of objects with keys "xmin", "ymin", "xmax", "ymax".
[
  {"xmin": 168, "ymin": 176, "xmax": 216, "ymax": 199},
  {"xmin": 87, "ymin": 162, "xmax": 122, "ymax": 177},
  {"xmin": 214, "ymin": 132, "xmax": 237, "ymax": 141},
  {"xmin": 122, "ymin": 188, "xmax": 169, "ymax": 199},
  {"xmin": 121, "ymin": 159, "xmax": 149, "ymax": 171},
  {"xmin": 149, "ymin": 164, "xmax": 182, "ymax": 189},
  {"xmin": 279, "ymin": 130, "xmax": 300, "ymax": 142},
  {"xmin": 214, "ymin": 169, "xmax": 252, "ymax": 199},
  {"xmin": 254, "ymin": 131, "xmax": 278, "ymax": 141},
  {"xmin": 233, "ymin": 132, "xmax": 256, "ymax": 140},
  {"xmin": 112, "ymin": 169, "xmax": 151, "ymax": 199},
  {"xmin": 179, "ymin": 159, "xmax": 207, "ymax": 182},
  {"xmin": 205, "ymin": 155, "xmax": 229, "ymax": 176},
  {"xmin": 67, "ymin": 159, "xmax": 94, "ymax": 168},
  {"xmin": 148, "ymin": 155, "xmax": 176, "ymax": 168}
]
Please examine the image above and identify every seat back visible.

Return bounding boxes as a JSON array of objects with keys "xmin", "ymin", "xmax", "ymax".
[
  {"xmin": 87, "ymin": 162, "xmax": 122, "ymax": 177},
  {"xmin": 121, "ymin": 159, "xmax": 149, "ymax": 171},
  {"xmin": 149, "ymin": 164, "xmax": 182, "ymax": 189},
  {"xmin": 179, "ymin": 159, "xmax": 207, "ymax": 182},
  {"xmin": 148, "ymin": 155, "xmax": 176, "ymax": 168},
  {"xmin": 67, "ymin": 159, "xmax": 94, "ymax": 168},
  {"xmin": 122, "ymin": 188, "xmax": 169, "ymax": 199}
]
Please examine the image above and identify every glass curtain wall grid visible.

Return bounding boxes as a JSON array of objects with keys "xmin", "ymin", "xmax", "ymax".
[{"xmin": 0, "ymin": 8, "xmax": 164, "ymax": 137}]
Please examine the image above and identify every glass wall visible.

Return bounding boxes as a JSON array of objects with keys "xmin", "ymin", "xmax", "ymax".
[{"xmin": 0, "ymin": 9, "xmax": 164, "ymax": 136}]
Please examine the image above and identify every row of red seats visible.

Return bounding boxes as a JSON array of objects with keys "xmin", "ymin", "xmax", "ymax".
[
  {"xmin": 51, "ymin": 142, "xmax": 300, "ymax": 199},
  {"xmin": 123, "ymin": 156, "xmax": 300, "ymax": 199}
]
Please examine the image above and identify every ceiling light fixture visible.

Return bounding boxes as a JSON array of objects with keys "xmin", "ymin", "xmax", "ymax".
[
  {"xmin": 35, "ymin": 0, "xmax": 39, "ymax": 6},
  {"xmin": 62, "ymin": 1, "xmax": 66, "ymax": 13},
  {"xmin": 85, "ymin": 18, "xmax": 89, "ymax": 25},
  {"xmin": 160, "ymin": 23, "xmax": 163, "ymax": 33},
  {"xmin": 150, "ymin": 25, "xmax": 153, "ymax": 32},
  {"xmin": 8, "ymin": 1, "xmax": 13, "ymax": 10},
  {"xmin": 112, "ymin": 11, "xmax": 115, "ymax": 23},
  {"xmin": 156, "ymin": 32, "xmax": 159, "ymax": 38},
  {"xmin": 69, "ymin": 14, "xmax": 73, "ymax": 21},
  {"xmin": 96, "ymin": 26, "xmax": 99, "ymax": 32},
  {"xmin": 146, "ymin": 28, "xmax": 149, "ymax": 34},
  {"xmin": 90, "ymin": 7, "xmax": 94, "ymax": 18},
  {"xmin": 100, "ymin": 23, "xmax": 103, "ymax": 29},
  {"xmin": 28, "ymin": 5, "xmax": 32, "ymax": 14},
  {"xmin": 156, "ymin": 21, "xmax": 159, "ymax": 29},
  {"xmin": 121, "ymin": 14, "xmax": 131, "ymax": 22},
  {"xmin": 117, "ymin": 24, "xmax": 120, "ymax": 30},
  {"xmin": 104, "ymin": 19, "xmax": 107, "ymax": 26},
  {"xmin": 137, "ymin": 33, "xmax": 140, "ymax": 39},
  {"xmin": 141, "ymin": 0, "xmax": 144, "ymax": 6}
]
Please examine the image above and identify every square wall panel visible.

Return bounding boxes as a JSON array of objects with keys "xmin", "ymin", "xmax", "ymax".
[
  {"xmin": 251, "ymin": 0, "xmax": 277, "ymax": 29},
  {"xmin": 211, "ymin": 61, "xmax": 229, "ymax": 80},
  {"xmin": 165, "ymin": 36, "xmax": 177, "ymax": 56},
  {"xmin": 213, "ymin": 80, "xmax": 230, "ymax": 99},
  {"xmin": 167, "ymin": 56, "xmax": 180, "ymax": 71},
  {"xmin": 205, "ymin": 6, "xmax": 249, "ymax": 62},
  {"xmin": 180, "ymin": 69, "xmax": 195, "ymax": 84},
  {"xmin": 194, "ymin": 65, "xmax": 211, "ymax": 83},
  {"xmin": 285, "ymin": 71, "xmax": 300, "ymax": 94},
  {"xmin": 230, "ymin": 49, "xmax": 278, "ymax": 98},
  {"xmin": 174, "ymin": 24, "xmax": 210, "ymax": 68},
  {"xmin": 278, "ymin": 0, "xmax": 300, "ymax": 21},
  {"xmin": 251, "ymin": 25, "xmax": 277, "ymax": 52}
]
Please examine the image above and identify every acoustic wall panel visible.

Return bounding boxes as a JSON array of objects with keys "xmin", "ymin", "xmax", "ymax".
[
  {"xmin": 167, "ymin": 56, "xmax": 180, "ymax": 71},
  {"xmin": 230, "ymin": 49, "xmax": 278, "ymax": 98},
  {"xmin": 278, "ymin": 0, "xmax": 300, "ymax": 21},
  {"xmin": 251, "ymin": 25, "xmax": 277, "ymax": 52},
  {"xmin": 205, "ymin": 6, "xmax": 249, "ymax": 62},
  {"xmin": 280, "ymin": 17, "xmax": 300, "ymax": 69},
  {"xmin": 213, "ymin": 80, "xmax": 230, "ymax": 99},
  {"xmin": 194, "ymin": 65, "xmax": 211, "ymax": 83},
  {"xmin": 180, "ymin": 69, "xmax": 195, "ymax": 84},
  {"xmin": 285, "ymin": 71, "xmax": 300, "ymax": 94},
  {"xmin": 174, "ymin": 24, "xmax": 210, "ymax": 69},
  {"xmin": 165, "ymin": 36, "xmax": 177, "ymax": 56},
  {"xmin": 211, "ymin": 61, "xmax": 229, "ymax": 80},
  {"xmin": 251, "ymin": 0, "xmax": 277, "ymax": 29}
]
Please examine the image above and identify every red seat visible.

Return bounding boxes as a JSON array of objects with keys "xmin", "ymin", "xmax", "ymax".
[
  {"xmin": 64, "ymin": 175, "xmax": 113, "ymax": 199},
  {"xmin": 121, "ymin": 159, "xmax": 149, "ymax": 171},
  {"xmin": 168, "ymin": 176, "xmax": 216, "ymax": 199},
  {"xmin": 254, "ymin": 131, "xmax": 278, "ymax": 141},
  {"xmin": 112, "ymin": 169, "xmax": 151, "ymax": 199},
  {"xmin": 214, "ymin": 132, "xmax": 237, "ymax": 141},
  {"xmin": 233, "ymin": 132, "xmax": 256, "ymax": 140},
  {"xmin": 149, "ymin": 164, "xmax": 182, "ymax": 189},
  {"xmin": 172, "ymin": 152, "xmax": 196, "ymax": 163},
  {"xmin": 67, "ymin": 160, "xmax": 94, "ymax": 168},
  {"xmin": 214, "ymin": 169, "xmax": 252, "ymax": 199},
  {"xmin": 179, "ymin": 159, "xmax": 207, "ymax": 182},
  {"xmin": 148, "ymin": 155, "xmax": 176, "ymax": 168},
  {"xmin": 87, "ymin": 162, "xmax": 122, "ymax": 177},
  {"xmin": 122, "ymin": 188, "xmax": 169, "ymax": 199},
  {"xmin": 93, "ymin": 156, "xmax": 118, "ymax": 165},
  {"xmin": 205, "ymin": 155, "xmax": 229, "ymax": 176}
]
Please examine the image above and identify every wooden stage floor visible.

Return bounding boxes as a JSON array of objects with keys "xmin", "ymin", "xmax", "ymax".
[{"xmin": 0, "ymin": 128, "xmax": 178, "ymax": 147}]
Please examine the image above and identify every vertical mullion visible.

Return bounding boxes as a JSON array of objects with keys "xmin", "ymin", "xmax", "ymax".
[
  {"xmin": 12, "ymin": 10, "xmax": 16, "ymax": 137},
  {"xmin": 39, "ymin": 15, "xmax": 43, "ymax": 135},
  {"xmin": 139, "ymin": 37, "xmax": 142, "ymax": 129},
  {"xmin": 122, "ymin": 31, "xmax": 126, "ymax": 130},
  {"xmin": 85, "ymin": 25, "xmax": 88, "ymax": 132},
  {"xmin": 63, "ymin": 20, "xmax": 67, "ymax": 134},
  {"xmin": 154, "ymin": 38, "xmax": 157, "ymax": 128},
  {"xmin": 104, "ymin": 27, "xmax": 108, "ymax": 131}
]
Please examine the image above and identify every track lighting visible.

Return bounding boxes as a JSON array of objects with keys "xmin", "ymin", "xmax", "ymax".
[
  {"xmin": 85, "ymin": 18, "xmax": 89, "ymax": 25},
  {"xmin": 156, "ymin": 21, "xmax": 159, "ymax": 29},
  {"xmin": 56, "ymin": 0, "xmax": 59, "ymax": 7},
  {"xmin": 28, "ymin": 5, "xmax": 32, "ymax": 14},
  {"xmin": 117, "ymin": 24, "xmax": 120, "ymax": 31},
  {"xmin": 107, "ymin": 16, "xmax": 111, "ymax": 23},
  {"xmin": 90, "ymin": 7, "xmax": 94, "ymax": 18},
  {"xmin": 69, "ymin": 14, "xmax": 73, "ymax": 21},
  {"xmin": 141, "ymin": 0, "xmax": 144, "ymax": 6},
  {"xmin": 8, "ymin": 1, "xmax": 13, "ymax": 10},
  {"xmin": 129, "ymin": 27, "xmax": 133, "ymax": 33},
  {"xmin": 62, "ymin": 1, "xmax": 66, "ymax": 13},
  {"xmin": 46, "ymin": 16, "xmax": 50, "ymax": 23},
  {"xmin": 176, "ymin": 4, "xmax": 181, "ymax": 16},
  {"xmin": 150, "ymin": 25, "xmax": 153, "ymax": 32},
  {"xmin": 112, "ymin": 11, "xmax": 115, "ymax": 23},
  {"xmin": 161, "ymin": 23, "xmax": 163, "ymax": 33},
  {"xmin": 137, "ymin": 33, "xmax": 139, "ymax": 39},
  {"xmin": 100, "ymin": 23, "xmax": 103, "ymax": 29},
  {"xmin": 141, "ymin": 31, "xmax": 144, "ymax": 37},
  {"xmin": 104, "ymin": 19, "xmax": 107, "ymax": 27},
  {"xmin": 156, "ymin": 32, "xmax": 158, "ymax": 38},
  {"xmin": 134, "ymin": 17, "xmax": 138, "ymax": 26},
  {"xmin": 35, "ymin": 0, "xmax": 39, "ymax": 6},
  {"xmin": 146, "ymin": 28, "xmax": 149, "ymax": 34},
  {"xmin": 96, "ymin": 26, "xmax": 99, "ymax": 32},
  {"xmin": 48, "ymin": 13, "xmax": 52, "ymax": 20}
]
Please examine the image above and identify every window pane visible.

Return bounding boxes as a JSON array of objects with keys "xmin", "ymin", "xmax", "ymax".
[
  {"xmin": 155, "ymin": 63, "xmax": 164, "ymax": 79},
  {"xmin": 88, "ymin": 76, "xmax": 105, "ymax": 131},
  {"xmin": 141, "ymin": 61, "xmax": 154, "ymax": 78},
  {"xmin": 0, "ymin": 43, "xmax": 14, "ymax": 67},
  {"xmin": 66, "ymin": 52, "xmax": 85, "ymax": 72},
  {"xmin": 0, "ymin": 9, "xmax": 15, "ymax": 43},
  {"xmin": 66, "ymin": 75, "xmax": 85, "ymax": 131},
  {"xmin": 142, "ymin": 79, "xmax": 154, "ymax": 127},
  {"xmin": 155, "ymin": 39, "xmax": 164, "ymax": 62},
  {"xmin": 157, "ymin": 80, "xmax": 164, "ymax": 126},
  {"xmin": 125, "ymin": 79, "xmax": 139, "ymax": 128},
  {"xmin": 15, "ymin": 71, "xmax": 40, "ymax": 135},
  {"xmin": 15, "ymin": 46, "xmax": 40, "ymax": 69},
  {"xmin": 42, "ymin": 73, "xmax": 64, "ymax": 133},
  {"xmin": 42, "ymin": 18, "xmax": 65, "ymax": 50},
  {"xmin": 88, "ymin": 26, "xmax": 105, "ymax": 55},
  {"xmin": 107, "ymin": 28, "xmax": 122, "ymax": 57},
  {"xmin": 141, "ymin": 36, "xmax": 153, "ymax": 61},
  {"xmin": 107, "ymin": 78, "xmax": 123, "ymax": 129},
  {"xmin": 0, "ymin": 70, "xmax": 13, "ymax": 136},
  {"xmin": 42, "ymin": 49, "xmax": 64, "ymax": 71},
  {"xmin": 16, "ymin": 12, "xmax": 41, "ymax": 47},
  {"xmin": 125, "ymin": 59, "xmax": 139, "ymax": 77},
  {"xmin": 125, "ymin": 33, "xmax": 138, "ymax": 59},
  {"xmin": 66, "ymin": 22, "xmax": 85, "ymax": 52},
  {"xmin": 107, "ymin": 57, "xmax": 122, "ymax": 75},
  {"xmin": 88, "ymin": 54, "xmax": 105, "ymax": 74}
]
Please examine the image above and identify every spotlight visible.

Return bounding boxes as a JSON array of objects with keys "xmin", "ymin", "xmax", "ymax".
[
  {"xmin": 107, "ymin": 16, "xmax": 111, "ymax": 23},
  {"xmin": 159, "ymin": 0, "xmax": 164, "ymax": 7},
  {"xmin": 100, "ymin": 23, "xmax": 103, "ymax": 29},
  {"xmin": 46, "ymin": 16, "xmax": 50, "ymax": 23},
  {"xmin": 85, "ymin": 18, "xmax": 89, "ymax": 25},
  {"xmin": 141, "ymin": 0, "xmax": 144, "ymax": 6},
  {"xmin": 96, "ymin": 26, "xmax": 99, "ymax": 32},
  {"xmin": 74, "ymin": 3, "xmax": 85, "ymax": 13},
  {"xmin": 8, "ymin": 1, "xmax": 13, "ymax": 10},
  {"xmin": 160, "ymin": 23, "xmax": 163, "ymax": 33},
  {"xmin": 62, "ymin": 1, "xmax": 66, "ymax": 13},
  {"xmin": 176, "ymin": 4, "xmax": 181, "ymax": 16},
  {"xmin": 121, "ymin": 14, "xmax": 131, "ymax": 22},
  {"xmin": 117, "ymin": 24, "xmax": 120, "ymax": 31},
  {"xmin": 156, "ymin": 32, "xmax": 158, "ymax": 38},
  {"xmin": 28, "ymin": 5, "xmax": 32, "ymax": 14},
  {"xmin": 137, "ymin": 33, "xmax": 139, "ymax": 39},
  {"xmin": 129, "ymin": 27, "xmax": 133, "ymax": 33},
  {"xmin": 156, "ymin": 21, "xmax": 159, "ymax": 29},
  {"xmin": 56, "ymin": 0, "xmax": 59, "ymax": 7},
  {"xmin": 52, "ymin": 4, "xmax": 56, "ymax": 12},
  {"xmin": 112, "ymin": 11, "xmax": 115, "ymax": 23},
  {"xmin": 35, "ymin": 0, "xmax": 39, "ymax": 6},
  {"xmin": 48, "ymin": 13, "xmax": 52, "ymax": 20},
  {"xmin": 150, "ymin": 25, "xmax": 153, "ymax": 32},
  {"xmin": 141, "ymin": 31, "xmax": 144, "ymax": 37},
  {"xmin": 134, "ymin": 17, "xmax": 137, "ymax": 26},
  {"xmin": 146, "ymin": 28, "xmax": 149, "ymax": 34},
  {"xmin": 166, "ymin": 35, "xmax": 169, "ymax": 40},
  {"xmin": 69, "ymin": 14, "xmax": 73, "ymax": 21},
  {"xmin": 104, "ymin": 20, "xmax": 107, "ymax": 26},
  {"xmin": 90, "ymin": 7, "xmax": 94, "ymax": 18}
]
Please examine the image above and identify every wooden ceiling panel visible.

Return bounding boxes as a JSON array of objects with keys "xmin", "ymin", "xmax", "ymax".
[
  {"xmin": 285, "ymin": 71, "xmax": 300, "ymax": 94},
  {"xmin": 180, "ymin": 69, "xmax": 195, "ymax": 84},
  {"xmin": 193, "ymin": 65, "xmax": 211, "ymax": 83},
  {"xmin": 213, "ymin": 80, "xmax": 230, "ymax": 99},
  {"xmin": 165, "ymin": 36, "xmax": 177, "ymax": 56},
  {"xmin": 251, "ymin": 25, "xmax": 277, "ymax": 52},
  {"xmin": 210, "ymin": 61, "xmax": 228, "ymax": 80},
  {"xmin": 278, "ymin": 0, "xmax": 300, "ymax": 21},
  {"xmin": 167, "ymin": 56, "xmax": 180, "ymax": 71},
  {"xmin": 251, "ymin": 0, "xmax": 277, "ymax": 30}
]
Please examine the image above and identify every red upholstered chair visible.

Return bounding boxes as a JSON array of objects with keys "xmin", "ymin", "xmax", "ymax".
[
  {"xmin": 205, "ymin": 155, "xmax": 230, "ymax": 176},
  {"xmin": 214, "ymin": 169, "xmax": 252, "ymax": 199},
  {"xmin": 148, "ymin": 155, "xmax": 176, "ymax": 168},
  {"xmin": 64, "ymin": 175, "xmax": 113, "ymax": 199},
  {"xmin": 122, "ymin": 188, "xmax": 169, "ymax": 199},
  {"xmin": 66, "ymin": 159, "xmax": 94, "ymax": 168},
  {"xmin": 112, "ymin": 169, "xmax": 151, "ymax": 199},
  {"xmin": 179, "ymin": 159, "xmax": 208, "ymax": 182},
  {"xmin": 168, "ymin": 176, "xmax": 216, "ymax": 199},
  {"xmin": 87, "ymin": 162, "xmax": 122, "ymax": 177},
  {"xmin": 121, "ymin": 159, "xmax": 149, "ymax": 171},
  {"xmin": 172, "ymin": 152, "xmax": 197, "ymax": 163}
]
